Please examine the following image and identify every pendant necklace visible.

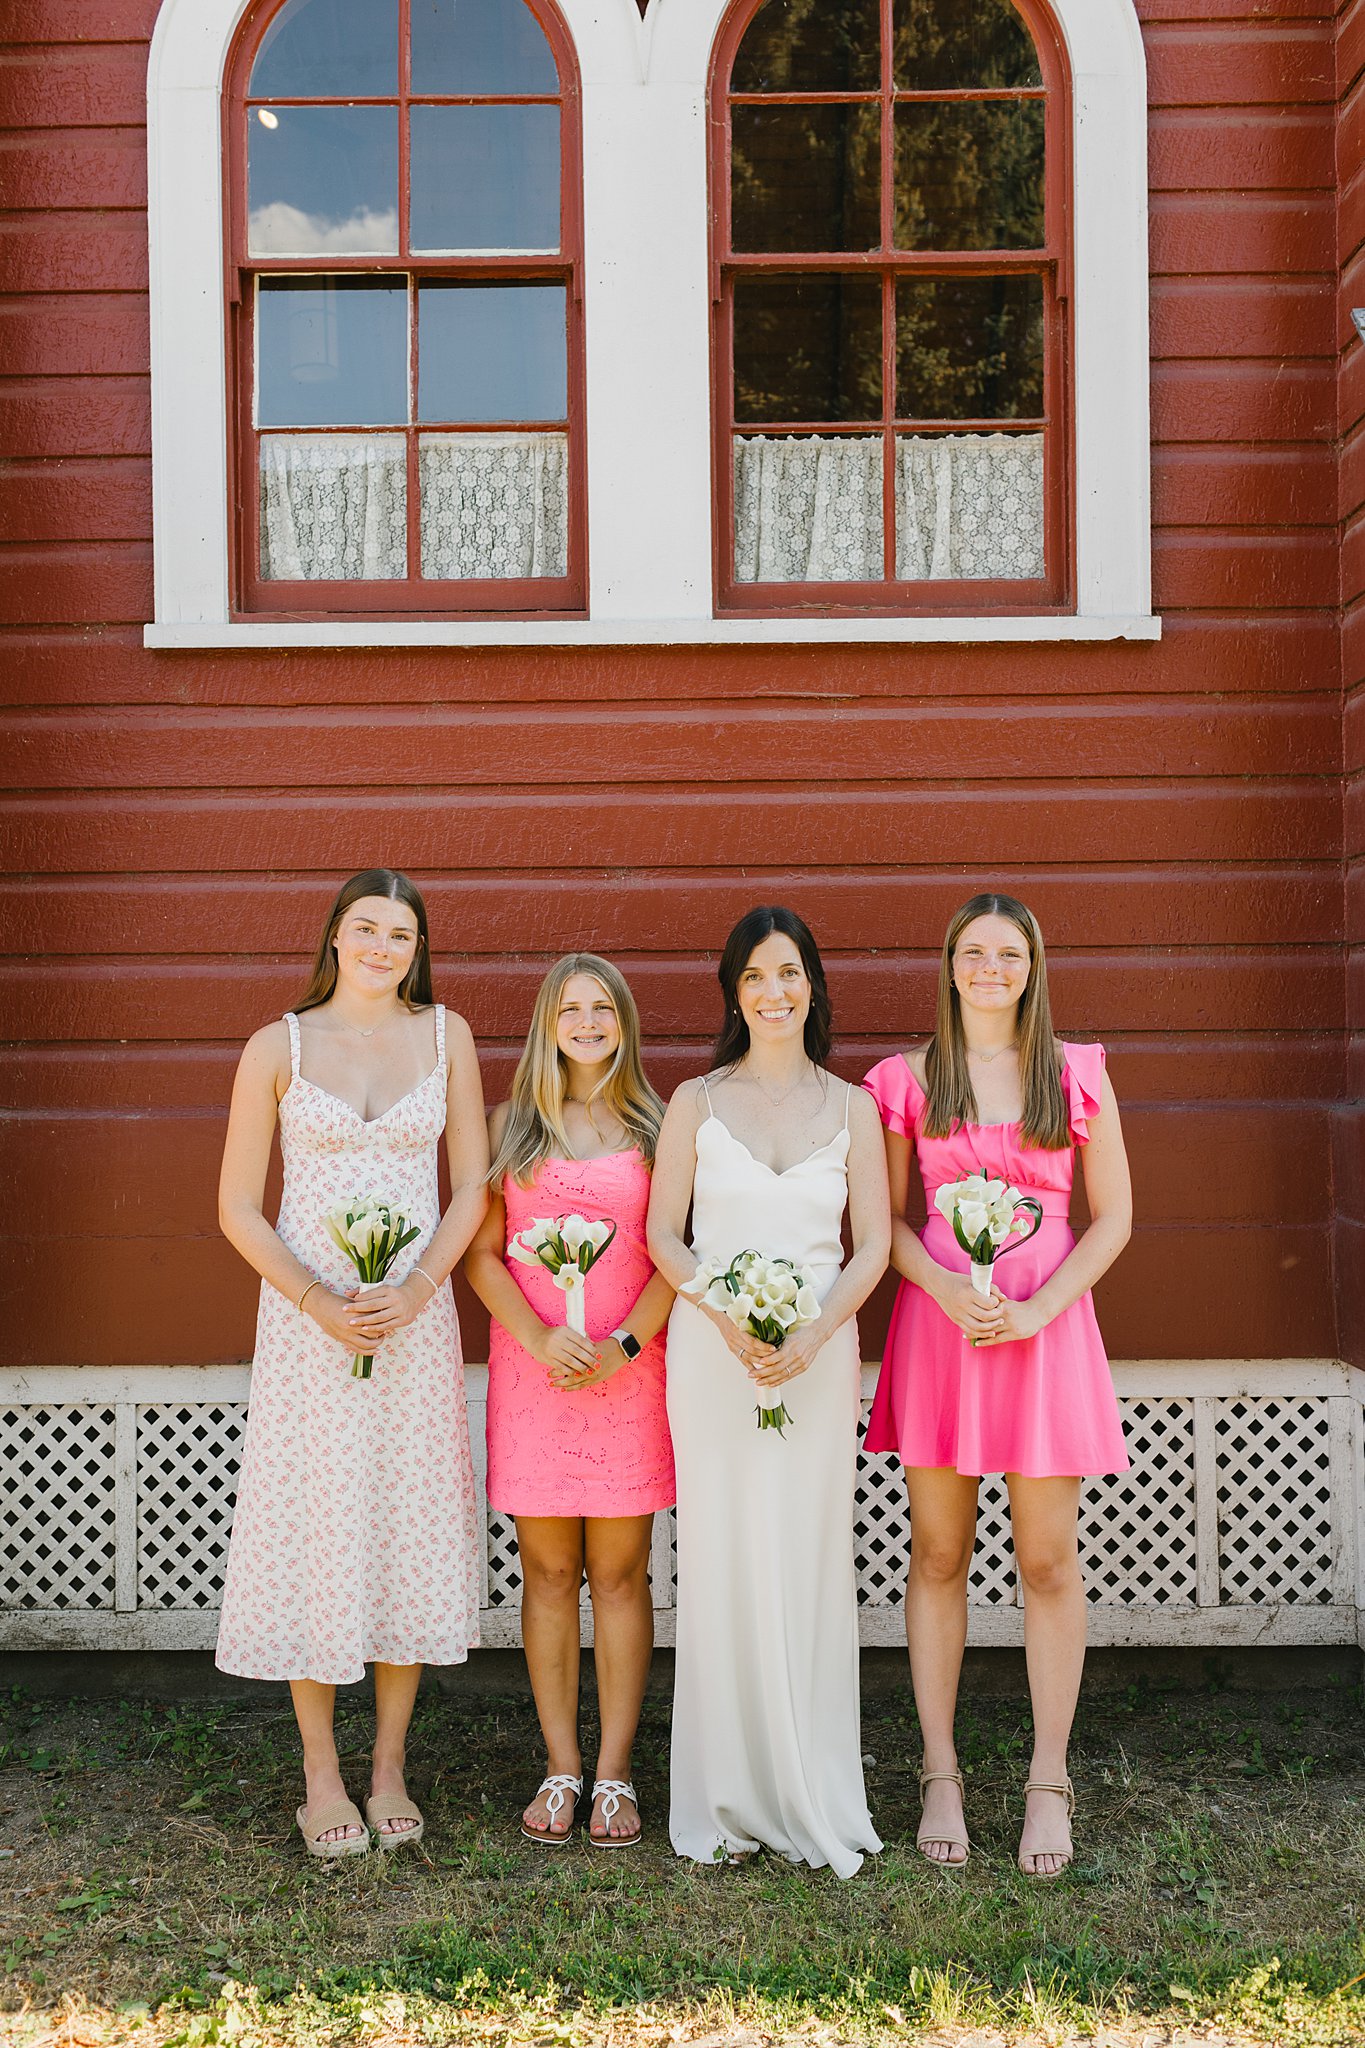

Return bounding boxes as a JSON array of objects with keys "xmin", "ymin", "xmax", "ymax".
[{"xmin": 969, "ymin": 1042, "xmax": 1017, "ymax": 1064}]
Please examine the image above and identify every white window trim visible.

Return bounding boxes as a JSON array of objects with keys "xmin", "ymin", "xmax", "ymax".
[{"xmin": 144, "ymin": 0, "xmax": 1158, "ymax": 649}]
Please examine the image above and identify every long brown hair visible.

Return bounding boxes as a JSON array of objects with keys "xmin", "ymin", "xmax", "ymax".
[
  {"xmin": 490, "ymin": 953, "xmax": 664, "ymax": 1187},
  {"xmin": 922, "ymin": 893, "xmax": 1071, "ymax": 1150},
  {"xmin": 712, "ymin": 905, "xmax": 833, "ymax": 1069},
  {"xmin": 294, "ymin": 869, "xmax": 434, "ymax": 1015}
]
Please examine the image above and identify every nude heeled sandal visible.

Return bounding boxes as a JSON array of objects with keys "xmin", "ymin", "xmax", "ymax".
[
  {"xmin": 916, "ymin": 1768, "xmax": 970, "ymax": 1867},
  {"xmin": 1018, "ymin": 1775, "xmax": 1075, "ymax": 1878}
]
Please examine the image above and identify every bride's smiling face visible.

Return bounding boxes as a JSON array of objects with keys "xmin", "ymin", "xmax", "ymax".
[{"xmin": 737, "ymin": 933, "xmax": 810, "ymax": 1045}]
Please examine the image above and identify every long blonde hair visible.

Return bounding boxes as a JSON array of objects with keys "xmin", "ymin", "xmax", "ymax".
[
  {"xmin": 490, "ymin": 953, "xmax": 664, "ymax": 1187},
  {"xmin": 922, "ymin": 893, "xmax": 1071, "ymax": 1151}
]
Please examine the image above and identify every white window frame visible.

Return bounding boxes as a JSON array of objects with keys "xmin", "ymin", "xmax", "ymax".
[{"xmin": 145, "ymin": 0, "xmax": 1158, "ymax": 648}]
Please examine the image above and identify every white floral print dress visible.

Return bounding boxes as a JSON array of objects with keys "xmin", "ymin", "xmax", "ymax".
[{"xmin": 215, "ymin": 1007, "xmax": 481, "ymax": 1683}]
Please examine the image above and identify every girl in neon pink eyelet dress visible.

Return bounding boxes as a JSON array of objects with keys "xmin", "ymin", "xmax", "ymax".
[
  {"xmin": 862, "ymin": 1040, "xmax": 1129, "ymax": 1479},
  {"xmin": 862, "ymin": 892, "xmax": 1132, "ymax": 1885}
]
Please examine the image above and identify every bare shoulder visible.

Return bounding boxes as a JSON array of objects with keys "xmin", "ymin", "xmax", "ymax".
[
  {"xmin": 487, "ymin": 1099, "xmax": 512, "ymax": 1146},
  {"xmin": 241, "ymin": 1017, "xmax": 292, "ymax": 1072},
  {"xmin": 844, "ymin": 1080, "xmax": 883, "ymax": 1137},
  {"xmin": 904, "ymin": 1042, "xmax": 931, "ymax": 1086},
  {"xmin": 666, "ymin": 1076, "xmax": 712, "ymax": 1126},
  {"xmin": 441, "ymin": 1007, "xmax": 478, "ymax": 1058}
]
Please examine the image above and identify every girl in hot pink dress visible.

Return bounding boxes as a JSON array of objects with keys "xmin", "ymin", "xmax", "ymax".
[
  {"xmin": 863, "ymin": 893, "xmax": 1132, "ymax": 1882},
  {"xmin": 466, "ymin": 955, "xmax": 674, "ymax": 1850}
]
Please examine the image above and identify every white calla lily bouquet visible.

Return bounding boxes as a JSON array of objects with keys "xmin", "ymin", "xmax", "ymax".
[
  {"xmin": 934, "ymin": 1173, "xmax": 1044, "ymax": 1340},
  {"xmin": 323, "ymin": 1195, "xmax": 423, "ymax": 1378},
  {"xmin": 507, "ymin": 1213, "xmax": 617, "ymax": 1335},
  {"xmin": 681, "ymin": 1250, "xmax": 821, "ymax": 1435}
]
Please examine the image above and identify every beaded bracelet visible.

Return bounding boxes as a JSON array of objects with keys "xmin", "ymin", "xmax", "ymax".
[
  {"xmin": 412, "ymin": 1265, "xmax": 440, "ymax": 1295},
  {"xmin": 296, "ymin": 1278, "xmax": 321, "ymax": 1315}
]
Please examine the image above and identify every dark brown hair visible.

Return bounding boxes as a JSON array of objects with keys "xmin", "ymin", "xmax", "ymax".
[
  {"xmin": 295, "ymin": 869, "xmax": 433, "ymax": 1014},
  {"xmin": 922, "ymin": 892, "xmax": 1071, "ymax": 1150},
  {"xmin": 712, "ymin": 906, "xmax": 832, "ymax": 1069}
]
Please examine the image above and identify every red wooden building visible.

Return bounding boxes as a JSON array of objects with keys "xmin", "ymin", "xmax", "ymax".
[{"xmin": 1, "ymin": 0, "xmax": 1362, "ymax": 1653}]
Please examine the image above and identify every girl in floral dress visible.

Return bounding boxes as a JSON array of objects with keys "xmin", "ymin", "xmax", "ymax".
[
  {"xmin": 466, "ymin": 955, "xmax": 674, "ymax": 1848},
  {"xmin": 863, "ymin": 892, "xmax": 1132, "ymax": 1879},
  {"xmin": 217, "ymin": 869, "xmax": 488, "ymax": 1858}
]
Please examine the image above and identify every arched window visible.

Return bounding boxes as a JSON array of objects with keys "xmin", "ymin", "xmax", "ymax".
[
  {"xmin": 712, "ymin": 0, "xmax": 1069, "ymax": 614},
  {"xmin": 225, "ymin": 0, "xmax": 584, "ymax": 616}
]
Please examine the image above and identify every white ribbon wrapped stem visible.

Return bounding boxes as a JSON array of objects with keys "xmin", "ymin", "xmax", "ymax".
[
  {"xmin": 561, "ymin": 1269, "xmax": 588, "ymax": 1337},
  {"xmin": 970, "ymin": 1260, "xmax": 995, "ymax": 1301}
]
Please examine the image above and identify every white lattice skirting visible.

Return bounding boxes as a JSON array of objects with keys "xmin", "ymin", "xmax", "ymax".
[{"xmin": 3, "ymin": 1363, "xmax": 1364, "ymax": 1654}]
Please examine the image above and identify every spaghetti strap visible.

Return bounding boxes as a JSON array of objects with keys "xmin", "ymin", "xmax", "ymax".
[
  {"xmin": 434, "ymin": 1003, "xmax": 446, "ymax": 1066},
  {"xmin": 842, "ymin": 1079, "xmax": 852, "ymax": 1131},
  {"xmin": 700, "ymin": 1076, "xmax": 715, "ymax": 1116},
  {"xmin": 284, "ymin": 1012, "xmax": 301, "ymax": 1078}
]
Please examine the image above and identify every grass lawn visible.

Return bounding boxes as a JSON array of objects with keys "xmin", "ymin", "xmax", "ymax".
[{"xmin": 1, "ymin": 1672, "xmax": 1362, "ymax": 2048}]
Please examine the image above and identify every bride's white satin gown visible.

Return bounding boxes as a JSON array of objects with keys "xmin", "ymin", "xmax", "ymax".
[{"xmin": 666, "ymin": 1093, "xmax": 881, "ymax": 1878}]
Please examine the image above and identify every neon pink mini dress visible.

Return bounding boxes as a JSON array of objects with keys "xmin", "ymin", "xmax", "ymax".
[{"xmin": 862, "ymin": 1043, "xmax": 1128, "ymax": 1479}]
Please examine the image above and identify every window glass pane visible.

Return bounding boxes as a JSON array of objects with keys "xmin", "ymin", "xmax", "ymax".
[
  {"xmin": 734, "ymin": 435, "xmax": 883, "ymax": 581},
  {"xmin": 260, "ymin": 434, "xmax": 407, "ymax": 579},
  {"xmin": 893, "ymin": 0, "xmax": 1041, "ymax": 88},
  {"xmin": 895, "ymin": 275, "xmax": 1043, "ymax": 419},
  {"xmin": 734, "ymin": 274, "xmax": 881, "ymax": 424},
  {"xmin": 731, "ymin": 104, "xmax": 880, "ymax": 254},
  {"xmin": 418, "ymin": 284, "xmax": 566, "ymax": 422},
  {"xmin": 248, "ymin": 106, "xmax": 398, "ymax": 256},
  {"xmin": 894, "ymin": 100, "xmax": 1044, "ymax": 248},
  {"xmin": 895, "ymin": 431, "xmax": 1043, "ymax": 578},
  {"xmin": 411, "ymin": 0, "xmax": 558, "ymax": 95},
  {"xmin": 420, "ymin": 432, "xmax": 567, "ymax": 578},
  {"xmin": 257, "ymin": 280, "xmax": 409, "ymax": 427},
  {"xmin": 410, "ymin": 105, "xmax": 559, "ymax": 251},
  {"xmin": 250, "ymin": 0, "xmax": 397, "ymax": 97},
  {"xmin": 730, "ymin": 0, "xmax": 880, "ymax": 92}
]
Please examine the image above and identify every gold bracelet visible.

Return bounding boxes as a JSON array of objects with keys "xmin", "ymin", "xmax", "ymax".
[
  {"xmin": 412, "ymin": 1265, "xmax": 440, "ymax": 1296},
  {"xmin": 296, "ymin": 1278, "xmax": 321, "ymax": 1315}
]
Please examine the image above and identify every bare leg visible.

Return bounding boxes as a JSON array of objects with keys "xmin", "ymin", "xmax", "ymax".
[
  {"xmin": 516, "ymin": 1515, "xmax": 587, "ymax": 1837},
  {"xmin": 290, "ymin": 1678, "xmax": 365, "ymax": 1845},
  {"xmin": 369, "ymin": 1662, "xmax": 423, "ymax": 1836},
  {"xmin": 1009, "ymin": 1472, "xmax": 1085, "ymax": 1876},
  {"xmin": 583, "ymin": 1514, "xmax": 654, "ymax": 1840},
  {"xmin": 904, "ymin": 1466, "xmax": 981, "ymax": 1865}
]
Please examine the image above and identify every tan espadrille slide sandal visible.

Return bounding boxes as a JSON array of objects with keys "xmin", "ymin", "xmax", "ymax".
[
  {"xmin": 296, "ymin": 1797, "xmax": 370, "ymax": 1859},
  {"xmin": 364, "ymin": 1792, "xmax": 425, "ymax": 1850}
]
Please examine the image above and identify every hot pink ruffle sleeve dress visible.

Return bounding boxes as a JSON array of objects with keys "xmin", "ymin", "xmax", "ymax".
[
  {"xmin": 486, "ymin": 1150, "xmax": 675, "ymax": 1518},
  {"xmin": 862, "ymin": 1042, "xmax": 1128, "ymax": 1479}
]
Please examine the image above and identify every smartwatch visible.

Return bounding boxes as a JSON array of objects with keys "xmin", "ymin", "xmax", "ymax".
[{"xmin": 609, "ymin": 1327, "xmax": 642, "ymax": 1360}]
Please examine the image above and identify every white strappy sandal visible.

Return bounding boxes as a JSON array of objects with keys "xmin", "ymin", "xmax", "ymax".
[
  {"xmin": 521, "ymin": 1772, "xmax": 581, "ymax": 1845},
  {"xmin": 588, "ymin": 1777, "xmax": 641, "ymax": 1850}
]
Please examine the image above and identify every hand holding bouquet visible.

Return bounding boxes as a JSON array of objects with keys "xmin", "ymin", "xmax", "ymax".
[
  {"xmin": 507, "ymin": 1213, "xmax": 617, "ymax": 1336},
  {"xmin": 681, "ymin": 1250, "xmax": 821, "ymax": 1435},
  {"xmin": 323, "ymin": 1195, "xmax": 423, "ymax": 1378},
  {"xmin": 934, "ymin": 1174, "xmax": 1043, "ymax": 1342}
]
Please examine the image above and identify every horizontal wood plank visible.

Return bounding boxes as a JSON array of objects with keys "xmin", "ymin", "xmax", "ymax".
[
  {"xmin": 0, "ymin": 294, "xmax": 149, "ymax": 380},
  {"xmin": 1153, "ymin": 531, "xmax": 1340, "ymax": 609},
  {"xmin": 0, "ymin": 952, "xmax": 1343, "ymax": 1041},
  {"xmin": 1150, "ymin": 191, "xmax": 1334, "ymax": 274},
  {"xmin": 0, "ymin": 460, "xmax": 149, "ymax": 545},
  {"xmin": 1, "ymin": 783, "xmax": 1341, "ymax": 873},
  {"xmin": 0, "ymin": 45, "xmax": 147, "ymax": 128},
  {"xmin": 0, "ymin": 542, "xmax": 151, "ymax": 624},
  {"xmin": 1142, "ymin": 22, "xmax": 1335, "ymax": 107},
  {"xmin": 0, "ymin": 1, "xmax": 161, "ymax": 43},
  {"xmin": 1150, "ymin": 278, "xmax": 1335, "ymax": 362},
  {"xmin": 0, "ymin": 127, "xmax": 145, "ymax": 210},
  {"xmin": 1148, "ymin": 106, "xmax": 1335, "ymax": 189},
  {"xmin": 1151, "ymin": 361, "xmax": 1335, "ymax": 444},
  {"xmin": 1153, "ymin": 445, "xmax": 1336, "ymax": 526},
  {"xmin": 0, "ymin": 866, "xmax": 1341, "ymax": 955},
  {"xmin": 0, "ymin": 379, "xmax": 148, "ymax": 460},
  {"xmin": 0, "ymin": 214, "xmax": 147, "ymax": 293}
]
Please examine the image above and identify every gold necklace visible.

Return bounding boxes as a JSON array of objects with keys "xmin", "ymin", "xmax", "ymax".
[{"xmin": 968, "ymin": 1043, "xmax": 1018, "ymax": 1064}]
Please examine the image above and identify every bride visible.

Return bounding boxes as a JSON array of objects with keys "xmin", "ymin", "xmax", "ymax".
[{"xmin": 647, "ymin": 906, "xmax": 890, "ymax": 1875}]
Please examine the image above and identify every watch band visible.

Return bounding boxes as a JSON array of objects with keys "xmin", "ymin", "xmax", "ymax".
[{"xmin": 609, "ymin": 1327, "xmax": 642, "ymax": 1360}]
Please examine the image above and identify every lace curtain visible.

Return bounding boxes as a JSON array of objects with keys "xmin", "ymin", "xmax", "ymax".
[
  {"xmin": 259, "ymin": 433, "xmax": 568, "ymax": 581},
  {"xmin": 733, "ymin": 431, "xmax": 1045, "ymax": 583}
]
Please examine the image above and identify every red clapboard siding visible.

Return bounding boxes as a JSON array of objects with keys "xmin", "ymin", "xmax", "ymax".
[
  {"xmin": 1153, "ymin": 533, "xmax": 1339, "ymax": 608},
  {"xmin": 1151, "ymin": 361, "xmax": 1335, "ymax": 443},
  {"xmin": 0, "ymin": 296, "xmax": 150, "ymax": 379},
  {"xmin": 0, "ymin": 45, "xmax": 147, "ymax": 128},
  {"xmin": 0, "ymin": 869, "xmax": 1342, "ymax": 955},
  {"xmin": 0, "ymin": 543, "xmax": 151, "ymax": 624},
  {"xmin": 1148, "ymin": 107, "xmax": 1335, "ymax": 189},
  {"xmin": 0, "ymin": 699, "xmax": 1340, "ymax": 788},
  {"xmin": 7, "ymin": 1, "xmax": 163, "ymax": 40},
  {"xmin": 1150, "ymin": 192, "xmax": 1334, "ymax": 273},
  {"xmin": 0, "ymin": 1105, "xmax": 1329, "ymax": 1239},
  {"xmin": 0, "ymin": 129, "xmax": 146, "ymax": 210},
  {"xmin": 1339, "ymin": 0, "xmax": 1365, "ymax": 97},
  {"xmin": 0, "ymin": 617, "xmax": 1341, "ymax": 710},
  {"xmin": 1, "ymin": 785, "xmax": 1341, "ymax": 875},
  {"xmin": 1142, "ymin": 23, "xmax": 1336, "ymax": 107},
  {"xmin": 1150, "ymin": 278, "xmax": 1335, "ymax": 361},
  {"xmin": 0, "ymin": 380, "xmax": 148, "ymax": 459},
  {"xmin": 1, "ymin": 1035, "xmax": 1349, "ymax": 1116},
  {"xmin": 0, "ymin": 214, "xmax": 148, "ymax": 293},
  {"xmin": 0, "ymin": 953, "xmax": 1343, "ymax": 1042},
  {"xmin": 1138, "ymin": 2, "xmax": 1339, "ymax": 19},
  {"xmin": 0, "ymin": 461, "xmax": 150, "ymax": 545},
  {"xmin": 1154, "ymin": 446, "xmax": 1336, "ymax": 526},
  {"xmin": 1338, "ymin": 427, "xmax": 1365, "ymax": 522}
]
